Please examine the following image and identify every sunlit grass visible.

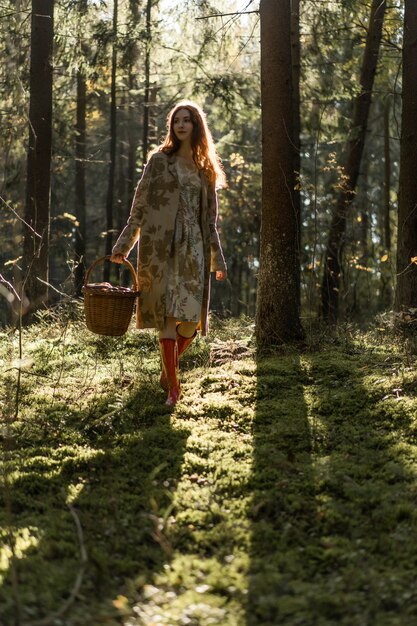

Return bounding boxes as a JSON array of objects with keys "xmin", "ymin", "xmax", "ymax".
[{"xmin": 1, "ymin": 312, "xmax": 417, "ymax": 624}]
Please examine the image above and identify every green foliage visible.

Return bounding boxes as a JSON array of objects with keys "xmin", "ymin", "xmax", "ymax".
[
  {"xmin": 2, "ymin": 315, "xmax": 417, "ymax": 624},
  {"xmin": 0, "ymin": 0, "xmax": 406, "ymax": 324},
  {"xmin": 300, "ymin": 0, "xmax": 403, "ymax": 318}
]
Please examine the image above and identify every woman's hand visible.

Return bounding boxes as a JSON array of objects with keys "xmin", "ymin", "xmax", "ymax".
[
  {"xmin": 216, "ymin": 270, "xmax": 227, "ymax": 281},
  {"xmin": 110, "ymin": 253, "xmax": 126, "ymax": 264}
]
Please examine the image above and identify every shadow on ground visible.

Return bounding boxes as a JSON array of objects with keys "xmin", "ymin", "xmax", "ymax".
[
  {"xmin": 247, "ymin": 342, "xmax": 417, "ymax": 625},
  {"xmin": 0, "ymin": 378, "xmax": 189, "ymax": 625}
]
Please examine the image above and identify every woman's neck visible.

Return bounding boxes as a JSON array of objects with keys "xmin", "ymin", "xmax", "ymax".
[{"xmin": 176, "ymin": 142, "xmax": 193, "ymax": 161}]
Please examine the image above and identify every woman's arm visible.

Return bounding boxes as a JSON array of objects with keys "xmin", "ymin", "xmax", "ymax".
[
  {"xmin": 111, "ymin": 155, "xmax": 155, "ymax": 258},
  {"xmin": 208, "ymin": 185, "xmax": 227, "ymax": 279}
]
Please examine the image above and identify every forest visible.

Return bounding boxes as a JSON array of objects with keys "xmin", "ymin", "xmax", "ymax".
[
  {"xmin": 1, "ymin": 0, "xmax": 414, "ymax": 331},
  {"xmin": 2, "ymin": 0, "xmax": 417, "ymax": 625}
]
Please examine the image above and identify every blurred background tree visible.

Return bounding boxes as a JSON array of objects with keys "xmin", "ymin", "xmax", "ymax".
[{"xmin": 0, "ymin": 0, "xmax": 407, "ymax": 331}]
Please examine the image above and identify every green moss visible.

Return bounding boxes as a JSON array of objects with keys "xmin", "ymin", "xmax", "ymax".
[{"xmin": 2, "ymin": 317, "xmax": 417, "ymax": 624}]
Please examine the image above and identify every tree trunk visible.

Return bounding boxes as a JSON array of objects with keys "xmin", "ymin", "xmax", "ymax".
[
  {"xmin": 291, "ymin": 0, "xmax": 301, "ymax": 307},
  {"xmin": 74, "ymin": 0, "xmax": 88, "ymax": 296},
  {"xmin": 117, "ymin": 96, "xmax": 127, "ymax": 235},
  {"xmin": 104, "ymin": 0, "xmax": 118, "ymax": 282},
  {"xmin": 127, "ymin": 69, "xmax": 137, "ymax": 209},
  {"xmin": 395, "ymin": 0, "xmax": 417, "ymax": 310},
  {"xmin": 126, "ymin": 0, "xmax": 140, "ymax": 204},
  {"xmin": 148, "ymin": 84, "xmax": 159, "ymax": 149},
  {"xmin": 321, "ymin": 0, "xmax": 386, "ymax": 323},
  {"xmin": 256, "ymin": 0, "xmax": 303, "ymax": 347},
  {"xmin": 359, "ymin": 144, "xmax": 369, "ymax": 262},
  {"xmin": 74, "ymin": 71, "xmax": 87, "ymax": 295},
  {"xmin": 142, "ymin": 0, "xmax": 152, "ymax": 163},
  {"xmin": 22, "ymin": 0, "xmax": 54, "ymax": 314},
  {"xmin": 384, "ymin": 97, "xmax": 391, "ymax": 253},
  {"xmin": 360, "ymin": 211, "xmax": 369, "ymax": 260}
]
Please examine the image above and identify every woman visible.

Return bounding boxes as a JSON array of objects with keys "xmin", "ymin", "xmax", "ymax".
[{"xmin": 110, "ymin": 100, "xmax": 227, "ymax": 407}]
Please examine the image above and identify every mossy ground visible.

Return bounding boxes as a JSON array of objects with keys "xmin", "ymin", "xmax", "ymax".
[{"xmin": 1, "ymin": 309, "xmax": 417, "ymax": 625}]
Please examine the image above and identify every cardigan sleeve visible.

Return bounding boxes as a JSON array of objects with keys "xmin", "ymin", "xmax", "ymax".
[
  {"xmin": 112, "ymin": 155, "xmax": 155, "ymax": 257},
  {"xmin": 208, "ymin": 185, "xmax": 227, "ymax": 273}
]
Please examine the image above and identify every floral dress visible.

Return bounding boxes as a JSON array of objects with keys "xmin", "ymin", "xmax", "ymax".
[{"xmin": 165, "ymin": 156, "xmax": 204, "ymax": 322}]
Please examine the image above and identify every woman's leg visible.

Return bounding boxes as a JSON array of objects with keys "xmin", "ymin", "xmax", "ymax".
[
  {"xmin": 159, "ymin": 319, "xmax": 198, "ymax": 405},
  {"xmin": 159, "ymin": 316, "xmax": 177, "ymax": 340},
  {"xmin": 159, "ymin": 317, "xmax": 181, "ymax": 406}
]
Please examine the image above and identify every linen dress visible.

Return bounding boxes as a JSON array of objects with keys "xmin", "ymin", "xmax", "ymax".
[
  {"xmin": 111, "ymin": 151, "xmax": 227, "ymax": 334},
  {"xmin": 165, "ymin": 156, "xmax": 204, "ymax": 322}
]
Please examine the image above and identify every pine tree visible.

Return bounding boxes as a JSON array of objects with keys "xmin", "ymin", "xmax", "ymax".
[
  {"xmin": 256, "ymin": 0, "xmax": 303, "ymax": 347},
  {"xmin": 320, "ymin": 0, "xmax": 386, "ymax": 322},
  {"xmin": 22, "ymin": 0, "xmax": 54, "ymax": 314},
  {"xmin": 395, "ymin": 0, "xmax": 417, "ymax": 310}
]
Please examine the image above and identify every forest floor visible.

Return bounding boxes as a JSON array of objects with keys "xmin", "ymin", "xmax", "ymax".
[{"xmin": 1, "ymin": 308, "xmax": 417, "ymax": 626}]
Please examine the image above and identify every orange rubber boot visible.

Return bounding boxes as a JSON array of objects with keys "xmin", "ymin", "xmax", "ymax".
[
  {"xmin": 159, "ymin": 338, "xmax": 181, "ymax": 406},
  {"xmin": 160, "ymin": 328, "xmax": 197, "ymax": 391},
  {"xmin": 176, "ymin": 328, "xmax": 197, "ymax": 358}
]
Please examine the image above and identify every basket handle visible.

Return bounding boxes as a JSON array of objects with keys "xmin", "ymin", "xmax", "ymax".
[{"xmin": 84, "ymin": 255, "xmax": 138, "ymax": 291}]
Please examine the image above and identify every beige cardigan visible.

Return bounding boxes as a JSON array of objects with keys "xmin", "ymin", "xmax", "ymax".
[{"xmin": 112, "ymin": 151, "xmax": 226, "ymax": 335}]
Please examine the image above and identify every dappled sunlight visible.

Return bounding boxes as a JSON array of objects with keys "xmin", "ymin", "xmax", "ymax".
[
  {"xmin": 0, "ymin": 526, "xmax": 41, "ymax": 586},
  {"xmin": 128, "ymin": 556, "xmax": 247, "ymax": 625},
  {"xmin": 3, "ymin": 315, "xmax": 417, "ymax": 623},
  {"xmin": 295, "ymin": 344, "xmax": 417, "ymax": 623},
  {"xmin": 96, "ymin": 328, "xmax": 258, "ymax": 624},
  {"xmin": 0, "ymin": 319, "xmax": 191, "ymax": 622},
  {"xmin": 247, "ymin": 354, "xmax": 317, "ymax": 625},
  {"xmin": 135, "ymin": 355, "xmax": 256, "ymax": 625},
  {"xmin": 246, "ymin": 336, "xmax": 417, "ymax": 624}
]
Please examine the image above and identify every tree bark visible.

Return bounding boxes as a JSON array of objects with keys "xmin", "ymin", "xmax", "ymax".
[
  {"xmin": 359, "ymin": 144, "xmax": 369, "ymax": 261},
  {"xmin": 291, "ymin": 0, "xmax": 301, "ymax": 307},
  {"xmin": 127, "ymin": 70, "xmax": 137, "ymax": 210},
  {"xmin": 256, "ymin": 0, "xmax": 303, "ymax": 347},
  {"xmin": 125, "ymin": 0, "xmax": 141, "ymax": 216},
  {"xmin": 395, "ymin": 0, "xmax": 417, "ymax": 310},
  {"xmin": 384, "ymin": 97, "xmax": 391, "ymax": 253},
  {"xmin": 74, "ymin": 0, "xmax": 88, "ymax": 296},
  {"xmin": 22, "ymin": 0, "xmax": 54, "ymax": 313},
  {"xmin": 104, "ymin": 0, "xmax": 118, "ymax": 282},
  {"xmin": 321, "ymin": 0, "xmax": 386, "ymax": 323},
  {"xmin": 142, "ymin": 0, "xmax": 152, "ymax": 163}
]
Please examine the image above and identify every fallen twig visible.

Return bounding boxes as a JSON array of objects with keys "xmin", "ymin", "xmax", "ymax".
[{"xmin": 22, "ymin": 498, "xmax": 88, "ymax": 626}]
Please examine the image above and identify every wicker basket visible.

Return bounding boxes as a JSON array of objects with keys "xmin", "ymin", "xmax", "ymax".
[{"xmin": 82, "ymin": 256, "xmax": 139, "ymax": 336}]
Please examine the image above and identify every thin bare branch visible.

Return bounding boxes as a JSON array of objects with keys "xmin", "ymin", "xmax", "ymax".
[
  {"xmin": 196, "ymin": 10, "xmax": 259, "ymax": 20},
  {"xmin": 0, "ymin": 196, "xmax": 41, "ymax": 239},
  {"xmin": 0, "ymin": 274, "xmax": 21, "ymax": 302}
]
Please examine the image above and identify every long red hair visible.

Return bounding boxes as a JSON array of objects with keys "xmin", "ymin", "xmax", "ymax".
[{"xmin": 150, "ymin": 100, "xmax": 226, "ymax": 189}]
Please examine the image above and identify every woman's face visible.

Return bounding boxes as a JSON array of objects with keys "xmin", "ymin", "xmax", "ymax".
[{"xmin": 172, "ymin": 108, "xmax": 194, "ymax": 144}]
